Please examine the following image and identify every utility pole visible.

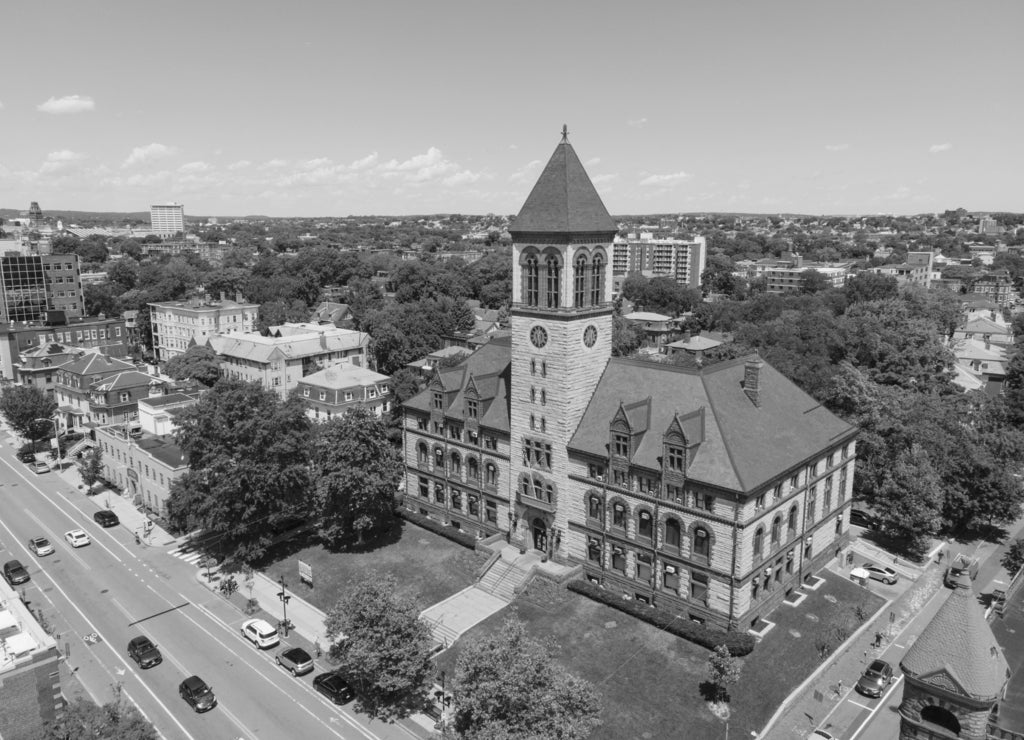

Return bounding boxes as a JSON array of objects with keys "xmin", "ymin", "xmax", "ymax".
[{"xmin": 277, "ymin": 575, "xmax": 291, "ymax": 637}]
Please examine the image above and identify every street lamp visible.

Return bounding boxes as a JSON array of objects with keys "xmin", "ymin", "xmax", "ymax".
[
  {"xmin": 277, "ymin": 575, "xmax": 292, "ymax": 637},
  {"xmin": 34, "ymin": 417, "xmax": 60, "ymax": 468}
]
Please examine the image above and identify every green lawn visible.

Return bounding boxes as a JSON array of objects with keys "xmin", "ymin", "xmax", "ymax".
[
  {"xmin": 259, "ymin": 520, "xmax": 482, "ymax": 613},
  {"xmin": 436, "ymin": 575, "xmax": 885, "ymax": 740}
]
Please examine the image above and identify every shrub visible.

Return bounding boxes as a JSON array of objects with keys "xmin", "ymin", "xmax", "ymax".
[
  {"xmin": 567, "ymin": 580, "xmax": 756, "ymax": 656},
  {"xmin": 396, "ymin": 509, "xmax": 479, "ymax": 549}
]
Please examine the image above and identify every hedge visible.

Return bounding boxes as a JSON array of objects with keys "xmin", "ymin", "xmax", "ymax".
[
  {"xmin": 397, "ymin": 508, "xmax": 480, "ymax": 550},
  {"xmin": 567, "ymin": 579, "xmax": 756, "ymax": 656}
]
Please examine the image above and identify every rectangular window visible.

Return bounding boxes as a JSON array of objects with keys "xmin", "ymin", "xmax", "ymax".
[
  {"xmin": 666, "ymin": 484, "xmax": 684, "ymax": 503},
  {"xmin": 319, "ymin": 391, "xmax": 327, "ymax": 401},
  {"xmin": 588, "ymin": 464, "xmax": 605, "ymax": 481},
  {"xmin": 612, "ymin": 503, "xmax": 626, "ymax": 528},
  {"xmin": 663, "ymin": 564, "xmax": 679, "ymax": 590},
  {"xmin": 419, "ymin": 477, "xmax": 429, "ymax": 498},
  {"xmin": 449, "ymin": 425, "xmax": 462, "ymax": 441},
  {"xmin": 611, "ymin": 548, "xmax": 626, "ymax": 573},
  {"xmin": 468, "ymin": 495, "xmax": 479, "ymax": 516},
  {"xmin": 807, "ymin": 492, "xmax": 817, "ymax": 522},
  {"xmin": 827, "ymin": 453, "xmax": 835, "ymax": 468},
  {"xmin": 667, "ymin": 445, "xmax": 685, "ymax": 472},
  {"xmin": 587, "ymin": 538, "xmax": 602, "ymax": 563},
  {"xmin": 484, "ymin": 436, "xmax": 497, "ymax": 450},
  {"xmin": 613, "ymin": 469, "xmax": 629, "ymax": 487},
  {"xmin": 588, "ymin": 496, "xmax": 602, "ymax": 520},
  {"xmin": 790, "ymin": 474, "xmax": 799, "ymax": 489},
  {"xmin": 417, "ymin": 417, "xmax": 428, "ymax": 431},
  {"xmin": 451, "ymin": 490, "xmax": 462, "ymax": 510},
  {"xmin": 690, "ymin": 572, "xmax": 709, "ymax": 602},
  {"xmin": 485, "ymin": 500, "xmax": 497, "ymax": 524},
  {"xmin": 636, "ymin": 553, "xmax": 653, "ymax": 581},
  {"xmin": 467, "ymin": 398, "xmax": 478, "ymax": 418},
  {"xmin": 695, "ymin": 492, "xmax": 714, "ymax": 512},
  {"xmin": 754, "ymin": 493, "xmax": 766, "ymax": 511},
  {"xmin": 303, "ymin": 388, "xmax": 310, "ymax": 397},
  {"xmin": 432, "ymin": 392, "xmax": 443, "ymax": 410},
  {"xmin": 613, "ymin": 433, "xmax": 629, "ymax": 457},
  {"xmin": 344, "ymin": 392, "xmax": 353, "ymax": 401},
  {"xmin": 119, "ymin": 392, "xmax": 130, "ymax": 402}
]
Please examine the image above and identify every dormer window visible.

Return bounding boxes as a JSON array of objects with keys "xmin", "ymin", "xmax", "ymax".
[
  {"xmin": 666, "ymin": 445, "xmax": 685, "ymax": 472},
  {"xmin": 613, "ymin": 433, "xmax": 629, "ymax": 458},
  {"xmin": 432, "ymin": 392, "xmax": 443, "ymax": 410},
  {"xmin": 466, "ymin": 398, "xmax": 478, "ymax": 419}
]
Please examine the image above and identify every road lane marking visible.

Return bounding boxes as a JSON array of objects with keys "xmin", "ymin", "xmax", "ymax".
[
  {"xmin": 851, "ymin": 675, "xmax": 903, "ymax": 739},
  {"xmin": 847, "ymin": 699, "xmax": 873, "ymax": 709}
]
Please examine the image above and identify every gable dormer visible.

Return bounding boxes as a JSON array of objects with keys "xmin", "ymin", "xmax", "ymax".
[
  {"xmin": 609, "ymin": 402, "xmax": 634, "ymax": 461},
  {"xmin": 463, "ymin": 375, "xmax": 481, "ymax": 432},
  {"xmin": 662, "ymin": 408, "xmax": 705, "ymax": 478}
]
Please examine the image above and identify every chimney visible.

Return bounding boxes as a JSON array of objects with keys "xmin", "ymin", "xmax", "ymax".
[
  {"xmin": 984, "ymin": 334, "xmax": 991, "ymax": 350},
  {"xmin": 743, "ymin": 357, "xmax": 764, "ymax": 407}
]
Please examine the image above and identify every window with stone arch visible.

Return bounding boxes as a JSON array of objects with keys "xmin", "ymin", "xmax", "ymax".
[
  {"xmin": 588, "ymin": 494, "xmax": 603, "ymax": 521},
  {"xmin": 467, "ymin": 456, "xmax": 479, "ymax": 480},
  {"xmin": 590, "ymin": 252, "xmax": 605, "ymax": 305},
  {"xmin": 753, "ymin": 526, "xmax": 764, "ymax": 559},
  {"xmin": 664, "ymin": 517, "xmax": 681, "ymax": 549},
  {"xmin": 545, "ymin": 254, "xmax": 561, "ymax": 308},
  {"xmin": 485, "ymin": 461, "xmax": 498, "ymax": 486},
  {"xmin": 449, "ymin": 451, "xmax": 461, "ymax": 476},
  {"xmin": 637, "ymin": 509, "xmax": 654, "ymax": 540},
  {"xmin": 523, "ymin": 253, "xmax": 539, "ymax": 306},
  {"xmin": 417, "ymin": 442, "xmax": 428, "ymax": 464},
  {"xmin": 788, "ymin": 505, "xmax": 798, "ymax": 534},
  {"xmin": 574, "ymin": 254, "xmax": 589, "ymax": 307},
  {"xmin": 771, "ymin": 515, "xmax": 781, "ymax": 545},
  {"xmin": 693, "ymin": 525, "xmax": 711, "ymax": 560}
]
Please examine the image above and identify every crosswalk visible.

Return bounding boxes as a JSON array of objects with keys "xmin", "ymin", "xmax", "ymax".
[{"xmin": 166, "ymin": 545, "xmax": 205, "ymax": 565}]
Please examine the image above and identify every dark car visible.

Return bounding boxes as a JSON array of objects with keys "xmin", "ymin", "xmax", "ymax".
[
  {"xmin": 127, "ymin": 636, "xmax": 162, "ymax": 668},
  {"xmin": 276, "ymin": 646, "xmax": 315, "ymax": 676},
  {"xmin": 3, "ymin": 560, "xmax": 30, "ymax": 586},
  {"xmin": 856, "ymin": 659, "xmax": 894, "ymax": 698},
  {"xmin": 17, "ymin": 449, "xmax": 37, "ymax": 463},
  {"xmin": 313, "ymin": 672, "xmax": 355, "ymax": 704},
  {"xmin": 93, "ymin": 510, "xmax": 119, "ymax": 528},
  {"xmin": 849, "ymin": 507, "xmax": 875, "ymax": 528},
  {"xmin": 179, "ymin": 675, "xmax": 216, "ymax": 712}
]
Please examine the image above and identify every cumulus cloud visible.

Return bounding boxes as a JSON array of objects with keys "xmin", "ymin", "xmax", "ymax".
[
  {"xmin": 40, "ymin": 149, "xmax": 87, "ymax": 173},
  {"xmin": 123, "ymin": 143, "xmax": 177, "ymax": 167},
  {"xmin": 639, "ymin": 171, "xmax": 690, "ymax": 186},
  {"xmin": 627, "ymin": 117, "xmax": 648, "ymax": 128},
  {"xmin": 929, "ymin": 142, "xmax": 952, "ymax": 153},
  {"xmin": 591, "ymin": 173, "xmax": 618, "ymax": 186},
  {"xmin": 584, "ymin": 157, "xmax": 601, "ymax": 167},
  {"xmin": 824, "ymin": 143, "xmax": 849, "ymax": 151},
  {"xmin": 38, "ymin": 95, "xmax": 96, "ymax": 114},
  {"xmin": 178, "ymin": 161, "xmax": 211, "ymax": 173},
  {"xmin": 258, "ymin": 158, "xmax": 288, "ymax": 170},
  {"xmin": 227, "ymin": 160, "xmax": 251, "ymax": 170},
  {"xmin": 508, "ymin": 159, "xmax": 542, "ymax": 183},
  {"xmin": 350, "ymin": 153, "xmax": 378, "ymax": 170}
]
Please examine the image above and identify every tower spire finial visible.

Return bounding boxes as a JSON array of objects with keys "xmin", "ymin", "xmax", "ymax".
[{"xmin": 561, "ymin": 124, "xmax": 569, "ymax": 142}]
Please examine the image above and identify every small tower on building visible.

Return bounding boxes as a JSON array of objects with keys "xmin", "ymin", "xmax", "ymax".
[{"xmin": 897, "ymin": 572, "xmax": 1009, "ymax": 739}]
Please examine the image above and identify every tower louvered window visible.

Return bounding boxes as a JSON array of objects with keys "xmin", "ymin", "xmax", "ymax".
[
  {"xmin": 590, "ymin": 255, "xmax": 604, "ymax": 305},
  {"xmin": 574, "ymin": 255, "xmax": 588, "ymax": 307},
  {"xmin": 525, "ymin": 256, "xmax": 539, "ymax": 306},
  {"xmin": 546, "ymin": 256, "xmax": 560, "ymax": 308}
]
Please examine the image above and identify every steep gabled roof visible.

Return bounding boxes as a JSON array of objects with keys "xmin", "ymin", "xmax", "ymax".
[
  {"xmin": 90, "ymin": 370, "xmax": 161, "ymax": 393},
  {"xmin": 510, "ymin": 129, "xmax": 617, "ymax": 236},
  {"xmin": 901, "ymin": 573, "xmax": 1009, "ymax": 701},
  {"xmin": 60, "ymin": 353, "xmax": 135, "ymax": 377}
]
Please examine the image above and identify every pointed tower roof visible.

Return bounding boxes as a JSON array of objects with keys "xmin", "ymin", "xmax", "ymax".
[
  {"xmin": 510, "ymin": 126, "xmax": 617, "ymax": 239},
  {"xmin": 900, "ymin": 572, "xmax": 1009, "ymax": 702}
]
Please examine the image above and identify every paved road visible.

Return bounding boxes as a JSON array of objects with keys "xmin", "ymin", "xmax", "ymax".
[{"xmin": 0, "ymin": 447, "xmax": 426, "ymax": 740}]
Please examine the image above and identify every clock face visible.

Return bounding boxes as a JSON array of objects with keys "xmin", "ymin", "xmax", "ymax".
[
  {"xmin": 583, "ymin": 325, "xmax": 597, "ymax": 348},
  {"xmin": 530, "ymin": 325, "xmax": 548, "ymax": 348}
]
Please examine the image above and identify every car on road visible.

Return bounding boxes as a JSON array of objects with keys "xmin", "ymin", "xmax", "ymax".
[
  {"xmin": 861, "ymin": 563, "xmax": 898, "ymax": 585},
  {"xmin": 17, "ymin": 449, "xmax": 37, "ymax": 463},
  {"xmin": 3, "ymin": 560, "xmax": 30, "ymax": 586},
  {"xmin": 849, "ymin": 507, "xmax": 875, "ymax": 528},
  {"xmin": 313, "ymin": 672, "xmax": 355, "ymax": 704},
  {"xmin": 241, "ymin": 618, "xmax": 280, "ymax": 649},
  {"xmin": 28, "ymin": 537, "xmax": 55, "ymax": 556},
  {"xmin": 30, "ymin": 461, "xmax": 50, "ymax": 474},
  {"xmin": 276, "ymin": 646, "xmax": 314, "ymax": 676},
  {"xmin": 93, "ymin": 510, "xmax": 119, "ymax": 528},
  {"xmin": 856, "ymin": 659, "xmax": 894, "ymax": 698},
  {"xmin": 64, "ymin": 529, "xmax": 91, "ymax": 548},
  {"xmin": 179, "ymin": 675, "xmax": 216, "ymax": 712},
  {"xmin": 127, "ymin": 636, "xmax": 162, "ymax": 668}
]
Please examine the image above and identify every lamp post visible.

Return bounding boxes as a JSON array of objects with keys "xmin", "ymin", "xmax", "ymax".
[
  {"xmin": 277, "ymin": 575, "xmax": 291, "ymax": 637},
  {"xmin": 34, "ymin": 417, "xmax": 60, "ymax": 468}
]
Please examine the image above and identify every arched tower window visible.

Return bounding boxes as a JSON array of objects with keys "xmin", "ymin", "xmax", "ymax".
[
  {"xmin": 524, "ymin": 255, "xmax": 539, "ymax": 306},
  {"xmin": 545, "ymin": 255, "xmax": 561, "ymax": 309},
  {"xmin": 574, "ymin": 254, "xmax": 588, "ymax": 307},
  {"xmin": 590, "ymin": 254, "xmax": 604, "ymax": 306}
]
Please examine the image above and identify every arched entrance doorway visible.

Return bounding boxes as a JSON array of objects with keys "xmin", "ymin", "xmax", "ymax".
[{"xmin": 532, "ymin": 518, "xmax": 547, "ymax": 552}]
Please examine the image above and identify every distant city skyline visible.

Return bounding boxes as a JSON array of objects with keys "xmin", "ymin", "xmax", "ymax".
[{"xmin": 1, "ymin": 0, "xmax": 1021, "ymax": 218}]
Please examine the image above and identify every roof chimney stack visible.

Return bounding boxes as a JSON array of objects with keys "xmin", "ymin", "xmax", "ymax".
[{"xmin": 743, "ymin": 357, "xmax": 764, "ymax": 407}]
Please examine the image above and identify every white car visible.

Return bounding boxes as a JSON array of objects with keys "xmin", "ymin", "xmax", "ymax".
[
  {"xmin": 64, "ymin": 529, "xmax": 91, "ymax": 548},
  {"xmin": 29, "ymin": 537, "xmax": 55, "ymax": 556},
  {"xmin": 241, "ymin": 618, "xmax": 280, "ymax": 649}
]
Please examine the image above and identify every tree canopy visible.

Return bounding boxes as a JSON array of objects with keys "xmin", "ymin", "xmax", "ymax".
[
  {"xmin": 0, "ymin": 385, "xmax": 57, "ymax": 442},
  {"xmin": 36, "ymin": 695, "xmax": 157, "ymax": 740},
  {"xmin": 163, "ymin": 344, "xmax": 221, "ymax": 386}
]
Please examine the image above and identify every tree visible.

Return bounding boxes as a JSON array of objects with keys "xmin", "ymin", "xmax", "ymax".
[
  {"xmin": 36, "ymin": 694, "xmax": 157, "ymax": 740},
  {"xmin": 612, "ymin": 312, "xmax": 642, "ymax": 357},
  {"xmin": 84, "ymin": 282, "xmax": 121, "ymax": 317},
  {"xmin": 871, "ymin": 445, "xmax": 944, "ymax": 555},
  {"xmin": 1001, "ymin": 539, "xmax": 1024, "ymax": 578},
  {"xmin": 166, "ymin": 380, "xmax": 312, "ymax": 562},
  {"xmin": 310, "ymin": 407, "xmax": 402, "ymax": 548},
  {"xmin": 705, "ymin": 644, "xmax": 744, "ymax": 703},
  {"xmin": 323, "ymin": 576, "xmax": 434, "ymax": 720},
  {"xmin": 799, "ymin": 269, "xmax": 831, "ymax": 294},
  {"xmin": 164, "ymin": 344, "xmax": 221, "ymax": 386},
  {"xmin": 0, "ymin": 385, "xmax": 56, "ymax": 442},
  {"xmin": 844, "ymin": 272, "xmax": 899, "ymax": 304},
  {"xmin": 450, "ymin": 617, "xmax": 601, "ymax": 740},
  {"xmin": 78, "ymin": 447, "xmax": 104, "ymax": 488}
]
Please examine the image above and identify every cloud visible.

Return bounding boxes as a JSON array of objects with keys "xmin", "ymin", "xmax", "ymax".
[
  {"xmin": 37, "ymin": 95, "xmax": 96, "ymax": 114},
  {"xmin": 227, "ymin": 160, "xmax": 251, "ymax": 170},
  {"xmin": 627, "ymin": 117, "xmax": 648, "ymax": 128},
  {"xmin": 258, "ymin": 158, "xmax": 289, "ymax": 170},
  {"xmin": 443, "ymin": 170, "xmax": 482, "ymax": 186},
  {"xmin": 509, "ymin": 159, "xmax": 542, "ymax": 183},
  {"xmin": 584, "ymin": 157, "xmax": 601, "ymax": 167},
  {"xmin": 40, "ymin": 150, "xmax": 87, "ymax": 174},
  {"xmin": 639, "ymin": 171, "xmax": 690, "ymax": 186},
  {"xmin": 178, "ymin": 161, "xmax": 210, "ymax": 173},
  {"xmin": 591, "ymin": 173, "xmax": 618, "ymax": 186},
  {"xmin": 929, "ymin": 142, "xmax": 952, "ymax": 153},
  {"xmin": 824, "ymin": 143, "xmax": 849, "ymax": 151},
  {"xmin": 350, "ymin": 153, "xmax": 378, "ymax": 170},
  {"xmin": 123, "ymin": 143, "xmax": 177, "ymax": 167},
  {"xmin": 887, "ymin": 185, "xmax": 912, "ymax": 200}
]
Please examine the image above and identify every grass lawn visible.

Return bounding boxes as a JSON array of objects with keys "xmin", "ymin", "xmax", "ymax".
[
  {"xmin": 436, "ymin": 574, "xmax": 885, "ymax": 740},
  {"xmin": 258, "ymin": 519, "xmax": 482, "ymax": 613}
]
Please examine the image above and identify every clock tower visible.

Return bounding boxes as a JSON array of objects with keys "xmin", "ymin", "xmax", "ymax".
[{"xmin": 508, "ymin": 127, "xmax": 617, "ymax": 561}]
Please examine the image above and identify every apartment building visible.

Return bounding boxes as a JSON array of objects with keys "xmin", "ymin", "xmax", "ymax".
[{"xmin": 148, "ymin": 294, "xmax": 259, "ymax": 362}]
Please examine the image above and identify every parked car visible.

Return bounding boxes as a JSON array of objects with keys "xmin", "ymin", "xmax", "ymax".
[
  {"xmin": 849, "ymin": 507, "xmax": 875, "ymax": 528},
  {"xmin": 179, "ymin": 675, "xmax": 216, "ymax": 712},
  {"xmin": 93, "ymin": 510, "xmax": 119, "ymax": 528},
  {"xmin": 313, "ymin": 672, "xmax": 354, "ymax": 704},
  {"xmin": 856, "ymin": 659, "xmax": 894, "ymax": 698},
  {"xmin": 30, "ymin": 461, "xmax": 50, "ymax": 474},
  {"xmin": 276, "ymin": 646, "xmax": 314, "ymax": 676},
  {"xmin": 64, "ymin": 529, "xmax": 91, "ymax": 548},
  {"xmin": 3, "ymin": 559, "xmax": 30, "ymax": 586},
  {"xmin": 17, "ymin": 449, "xmax": 37, "ymax": 463},
  {"xmin": 127, "ymin": 636, "xmax": 162, "ymax": 668},
  {"xmin": 28, "ymin": 537, "xmax": 55, "ymax": 556},
  {"xmin": 861, "ymin": 563, "xmax": 898, "ymax": 585},
  {"xmin": 241, "ymin": 618, "xmax": 280, "ymax": 649}
]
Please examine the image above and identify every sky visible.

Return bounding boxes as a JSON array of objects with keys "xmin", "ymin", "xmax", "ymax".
[{"xmin": 1, "ymin": 1, "xmax": 1021, "ymax": 218}]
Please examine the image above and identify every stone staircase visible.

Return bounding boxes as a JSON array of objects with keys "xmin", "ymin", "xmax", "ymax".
[{"xmin": 477, "ymin": 556, "xmax": 528, "ymax": 601}]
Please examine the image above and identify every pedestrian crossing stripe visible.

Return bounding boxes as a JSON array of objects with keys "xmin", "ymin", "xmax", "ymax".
[{"xmin": 167, "ymin": 547, "xmax": 204, "ymax": 565}]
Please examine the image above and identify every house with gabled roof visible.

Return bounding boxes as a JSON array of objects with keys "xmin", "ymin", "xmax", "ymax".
[
  {"xmin": 952, "ymin": 315, "xmax": 1014, "ymax": 348},
  {"xmin": 13, "ymin": 342, "xmax": 84, "ymax": 396},
  {"xmin": 53, "ymin": 353, "xmax": 136, "ymax": 430},
  {"xmin": 297, "ymin": 364, "xmax": 392, "ymax": 421},
  {"xmin": 87, "ymin": 370, "xmax": 165, "ymax": 427},
  {"xmin": 401, "ymin": 130, "xmax": 858, "ymax": 631}
]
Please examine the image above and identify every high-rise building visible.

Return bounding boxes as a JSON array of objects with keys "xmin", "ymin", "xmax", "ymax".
[
  {"xmin": 0, "ymin": 253, "xmax": 84, "ymax": 324},
  {"xmin": 613, "ymin": 232, "xmax": 707, "ymax": 291},
  {"xmin": 150, "ymin": 202, "xmax": 185, "ymax": 236}
]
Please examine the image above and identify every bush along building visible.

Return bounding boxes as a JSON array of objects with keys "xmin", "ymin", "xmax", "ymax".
[{"xmin": 402, "ymin": 128, "xmax": 858, "ymax": 631}]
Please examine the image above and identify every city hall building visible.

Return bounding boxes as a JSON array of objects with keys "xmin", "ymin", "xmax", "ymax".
[{"xmin": 402, "ymin": 130, "xmax": 857, "ymax": 631}]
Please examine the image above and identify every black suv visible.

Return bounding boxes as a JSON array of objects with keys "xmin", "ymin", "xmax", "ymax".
[
  {"xmin": 93, "ymin": 510, "xmax": 119, "ymax": 528},
  {"xmin": 16, "ymin": 449, "xmax": 37, "ymax": 463},
  {"xmin": 3, "ymin": 560, "xmax": 30, "ymax": 586},
  {"xmin": 179, "ymin": 676, "xmax": 216, "ymax": 712},
  {"xmin": 127, "ymin": 636, "xmax": 162, "ymax": 668}
]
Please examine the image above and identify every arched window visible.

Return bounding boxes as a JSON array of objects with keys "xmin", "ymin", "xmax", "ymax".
[
  {"xmin": 545, "ymin": 255, "xmax": 560, "ymax": 308},
  {"xmin": 540, "ymin": 389, "xmax": 546, "ymax": 405},
  {"xmin": 754, "ymin": 527, "xmax": 764, "ymax": 558},
  {"xmin": 485, "ymin": 462, "xmax": 498, "ymax": 486},
  {"xmin": 450, "ymin": 452, "xmax": 461, "ymax": 476},
  {"xmin": 665, "ymin": 518, "xmax": 681, "ymax": 549},
  {"xmin": 693, "ymin": 526, "xmax": 710, "ymax": 559},
  {"xmin": 788, "ymin": 505, "xmax": 798, "ymax": 533},
  {"xmin": 467, "ymin": 457, "xmax": 479, "ymax": 480},
  {"xmin": 434, "ymin": 447, "xmax": 444, "ymax": 468},
  {"xmin": 524, "ymin": 255, "xmax": 539, "ymax": 306},
  {"xmin": 920, "ymin": 706, "xmax": 961, "ymax": 735},
  {"xmin": 590, "ymin": 254, "xmax": 604, "ymax": 305},
  {"xmin": 612, "ymin": 501, "xmax": 628, "ymax": 528},
  {"xmin": 574, "ymin": 255, "xmax": 588, "ymax": 307},
  {"xmin": 434, "ymin": 484, "xmax": 445, "ymax": 504},
  {"xmin": 638, "ymin": 510, "xmax": 653, "ymax": 540},
  {"xmin": 588, "ymin": 495, "xmax": 603, "ymax": 520},
  {"xmin": 771, "ymin": 516, "xmax": 781, "ymax": 545},
  {"xmin": 417, "ymin": 442, "xmax": 428, "ymax": 463}
]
